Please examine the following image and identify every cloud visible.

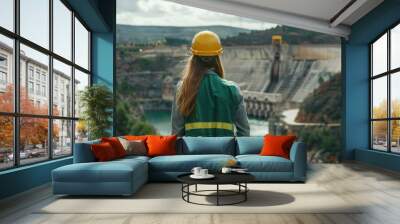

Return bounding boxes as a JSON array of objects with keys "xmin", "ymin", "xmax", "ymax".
[{"xmin": 117, "ymin": 0, "xmax": 276, "ymax": 30}]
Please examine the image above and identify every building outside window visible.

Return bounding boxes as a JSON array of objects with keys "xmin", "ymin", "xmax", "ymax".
[
  {"xmin": 28, "ymin": 66, "xmax": 34, "ymax": 80},
  {"xmin": 41, "ymin": 85, "xmax": 46, "ymax": 97},
  {"xmin": 28, "ymin": 81, "xmax": 34, "ymax": 94},
  {"xmin": 41, "ymin": 73, "xmax": 46, "ymax": 83},
  {"xmin": 35, "ymin": 70, "xmax": 40, "ymax": 81},
  {"xmin": 0, "ymin": 71, "xmax": 6, "ymax": 83},
  {"xmin": 370, "ymin": 23, "xmax": 400, "ymax": 153},
  {"xmin": 0, "ymin": 0, "xmax": 92, "ymax": 170},
  {"xmin": 35, "ymin": 83, "xmax": 40, "ymax": 95},
  {"xmin": 0, "ymin": 54, "xmax": 7, "ymax": 88}
]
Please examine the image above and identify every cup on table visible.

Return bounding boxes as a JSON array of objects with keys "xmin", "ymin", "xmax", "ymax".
[
  {"xmin": 199, "ymin": 169, "xmax": 208, "ymax": 176},
  {"xmin": 191, "ymin": 167, "xmax": 202, "ymax": 176}
]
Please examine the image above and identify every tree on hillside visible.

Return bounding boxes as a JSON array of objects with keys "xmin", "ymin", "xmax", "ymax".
[
  {"xmin": 296, "ymin": 73, "xmax": 341, "ymax": 123},
  {"xmin": 115, "ymin": 98, "xmax": 157, "ymax": 136}
]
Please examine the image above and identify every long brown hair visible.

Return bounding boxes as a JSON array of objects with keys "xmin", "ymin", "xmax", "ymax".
[{"xmin": 176, "ymin": 55, "xmax": 224, "ymax": 116}]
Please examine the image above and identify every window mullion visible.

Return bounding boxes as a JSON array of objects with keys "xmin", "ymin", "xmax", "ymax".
[
  {"xmin": 13, "ymin": 0, "xmax": 21, "ymax": 167},
  {"xmin": 71, "ymin": 10, "xmax": 76, "ymax": 155},
  {"xmin": 48, "ymin": 0, "xmax": 54, "ymax": 160},
  {"xmin": 388, "ymin": 30, "xmax": 391, "ymax": 152}
]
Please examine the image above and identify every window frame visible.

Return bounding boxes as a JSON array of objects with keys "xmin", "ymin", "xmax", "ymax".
[
  {"xmin": 369, "ymin": 20, "xmax": 400, "ymax": 154},
  {"xmin": 0, "ymin": 0, "xmax": 92, "ymax": 171}
]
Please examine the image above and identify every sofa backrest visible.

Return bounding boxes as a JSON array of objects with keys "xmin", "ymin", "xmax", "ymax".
[
  {"xmin": 179, "ymin": 137, "xmax": 235, "ymax": 155},
  {"xmin": 74, "ymin": 136, "xmax": 267, "ymax": 162},
  {"xmin": 73, "ymin": 139, "xmax": 100, "ymax": 163},
  {"xmin": 236, "ymin": 136, "xmax": 263, "ymax": 155}
]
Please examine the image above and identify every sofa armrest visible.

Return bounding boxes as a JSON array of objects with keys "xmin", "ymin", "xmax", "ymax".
[
  {"xmin": 73, "ymin": 141, "xmax": 99, "ymax": 163},
  {"xmin": 289, "ymin": 141, "xmax": 307, "ymax": 182}
]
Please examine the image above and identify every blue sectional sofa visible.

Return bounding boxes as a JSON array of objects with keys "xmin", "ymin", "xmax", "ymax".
[{"xmin": 52, "ymin": 137, "xmax": 307, "ymax": 196}]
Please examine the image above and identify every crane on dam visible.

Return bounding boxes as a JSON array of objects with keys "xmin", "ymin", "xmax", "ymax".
[{"xmin": 265, "ymin": 35, "xmax": 282, "ymax": 93}]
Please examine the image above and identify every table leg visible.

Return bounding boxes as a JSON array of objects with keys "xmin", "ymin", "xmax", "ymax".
[
  {"xmin": 245, "ymin": 183, "xmax": 247, "ymax": 201},
  {"xmin": 187, "ymin": 184, "xmax": 190, "ymax": 202},
  {"xmin": 195, "ymin": 184, "xmax": 198, "ymax": 192},
  {"xmin": 217, "ymin": 184, "xmax": 219, "ymax": 206}
]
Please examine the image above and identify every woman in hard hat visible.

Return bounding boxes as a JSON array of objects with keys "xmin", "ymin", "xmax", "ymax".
[{"xmin": 171, "ymin": 31, "xmax": 250, "ymax": 137}]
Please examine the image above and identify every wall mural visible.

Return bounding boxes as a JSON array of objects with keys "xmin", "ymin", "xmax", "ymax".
[{"xmin": 116, "ymin": 0, "xmax": 342, "ymax": 163}]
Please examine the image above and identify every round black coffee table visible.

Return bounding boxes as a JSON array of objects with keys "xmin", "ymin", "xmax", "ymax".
[{"xmin": 177, "ymin": 173, "xmax": 255, "ymax": 206}]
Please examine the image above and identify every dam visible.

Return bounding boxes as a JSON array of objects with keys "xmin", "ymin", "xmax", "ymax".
[{"xmin": 117, "ymin": 43, "xmax": 341, "ymax": 134}]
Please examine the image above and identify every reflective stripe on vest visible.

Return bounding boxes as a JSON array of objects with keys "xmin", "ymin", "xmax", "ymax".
[{"xmin": 185, "ymin": 122, "xmax": 233, "ymax": 131}]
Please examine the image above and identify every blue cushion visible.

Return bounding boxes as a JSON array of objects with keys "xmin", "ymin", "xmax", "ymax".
[
  {"xmin": 180, "ymin": 137, "xmax": 235, "ymax": 155},
  {"xmin": 149, "ymin": 154, "xmax": 235, "ymax": 172},
  {"xmin": 236, "ymin": 155, "xmax": 293, "ymax": 172},
  {"xmin": 236, "ymin": 137, "xmax": 263, "ymax": 155}
]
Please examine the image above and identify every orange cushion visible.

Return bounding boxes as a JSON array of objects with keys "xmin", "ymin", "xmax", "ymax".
[
  {"xmin": 260, "ymin": 135, "xmax": 297, "ymax": 159},
  {"xmin": 124, "ymin": 135, "xmax": 148, "ymax": 141},
  {"xmin": 101, "ymin": 137, "xmax": 127, "ymax": 158},
  {"xmin": 146, "ymin": 135, "xmax": 177, "ymax": 157},
  {"xmin": 91, "ymin": 142, "xmax": 117, "ymax": 161}
]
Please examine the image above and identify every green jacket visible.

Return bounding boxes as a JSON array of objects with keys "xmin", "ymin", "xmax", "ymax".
[{"xmin": 171, "ymin": 70, "xmax": 250, "ymax": 137}]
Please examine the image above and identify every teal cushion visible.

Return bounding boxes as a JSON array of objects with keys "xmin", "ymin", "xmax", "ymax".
[
  {"xmin": 236, "ymin": 137, "xmax": 263, "ymax": 155},
  {"xmin": 181, "ymin": 137, "xmax": 235, "ymax": 155},
  {"xmin": 236, "ymin": 155, "xmax": 293, "ymax": 172},
  {"xmin": 149, "ymin": 154, "xmax": 235, "ymax": 172}
]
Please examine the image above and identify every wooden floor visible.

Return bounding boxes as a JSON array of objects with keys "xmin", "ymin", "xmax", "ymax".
[{"xmin": 1, "ymin": 162, "xmax": 400, "ymax": 224}]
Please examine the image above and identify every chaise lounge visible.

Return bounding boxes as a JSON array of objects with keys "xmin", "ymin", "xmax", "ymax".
[{"xmin": 52, "ymin": 136, "xmax": 307, "ymax": 196}]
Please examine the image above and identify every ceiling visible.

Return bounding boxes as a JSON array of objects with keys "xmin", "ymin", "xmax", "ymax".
[{"xmin": 167, "ymin": 0, "xmax": 384, "ymax": 37}]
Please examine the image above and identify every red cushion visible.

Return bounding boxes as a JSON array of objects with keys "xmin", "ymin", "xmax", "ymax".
[
  {"xmin": 146, "ymin": 135, "xmax": 177, "ymax": 157},
  {"xmin": 260, "ymin": 135, "xmax": 297, "ymax": 159},
  {"xmin": 91, "ymin": 142, "xmax": 117, "ymax": 161},
  {"xmin": 101, "ymin": 137, "xmax": 126, "ymax": 158}
]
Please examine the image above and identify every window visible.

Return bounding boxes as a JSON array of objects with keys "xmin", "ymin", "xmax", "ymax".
[
  {"xmin": 370, "ymin": 23, "xmax": 400, "ymax": 153},
  {"xmin": 74, "ymin": 69, "xmax": 89, "ymax": 118},
  {"xmin": 0, "ymin": 71, "xmax": 6, "ymax": 84},
  {"xmin": 0, "ymin": 34, "xmax": 13, "ymax": 113},
  {"xmin": 0, "ymin": 55, "xmax": 7, "ymax": 67},
  {"xmin": 28, "ymin": 81, "xmax": 34, "ymax": 94},
  {"xmin": 0, "ymin": 0, "xmax": 14, "ymax": 32},
  {"xmin": 0, "ymin": 116, "xmax": 13, "ymax": 170},
  {"xmin": 35, "ymin": 84, "xmax": 40, "ymax": 95},
  {"xmin": 20, "ymin": 0, "xmax": 49, "ymax": 49},
  {"xmin": 0, "ymin": 53, "xmax": 8, "ymax": 89},
  {"xmin": 53, "ymin": 119, "xmax": 72, "ymax": 158},
  {"xmin": 0, "ymin": 1, "xmax": 91, "ymax": 170},
  {"xmin": 35, "ymin": 70, "xmax": 41, "ymax": 81},
  {"xmin": 53, "ymin": 0, "xmax": 72, "ymax": 60},
  {"xmin": 53, "ymin": 59, "xmax": 72, "ymax": 117},
  {"xmin": 42, "ymin": 85, "xmax": 46, "ymax": 97},
  {"xmin": 74, "ymin": 18, "xmax": 90, "ymax": 70},
  {"xmin": 28, "ymin": 67, "xmax": 34, "ymax": 80}
]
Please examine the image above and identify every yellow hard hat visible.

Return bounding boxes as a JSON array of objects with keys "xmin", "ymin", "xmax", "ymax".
[{"xmin": 191, "ymin": 31, "xmax": 223, "ymax": 56}]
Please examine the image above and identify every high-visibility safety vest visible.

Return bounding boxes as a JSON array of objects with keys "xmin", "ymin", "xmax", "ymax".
[{"xmin": 184, "ymin": 70, "xmax": 240, "ymax": 137}]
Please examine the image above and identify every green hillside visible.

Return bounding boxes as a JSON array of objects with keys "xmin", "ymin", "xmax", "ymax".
[
  {"xmin": 296, "ymin": 73, "xmax": 341, "ymax": 123},
  {"xmin": 117, "ymin": 24, "xmax": 250, "ymax": 44}
]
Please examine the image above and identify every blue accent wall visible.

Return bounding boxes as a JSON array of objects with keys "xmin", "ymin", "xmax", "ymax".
[
  {"xmin": 0, "ymin": 0, "xmax": 116, "ymax": 200},
  {"xmin": 0, "ymin": 158, "xmax": 72, "ymax": 199},
  {"xmin": 343, "ymin": 0, "xmax": 400, "ymax": 171},
  {"xmin": 92, "ymin": 33, "xmax": 114, "ymax": 88}
]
